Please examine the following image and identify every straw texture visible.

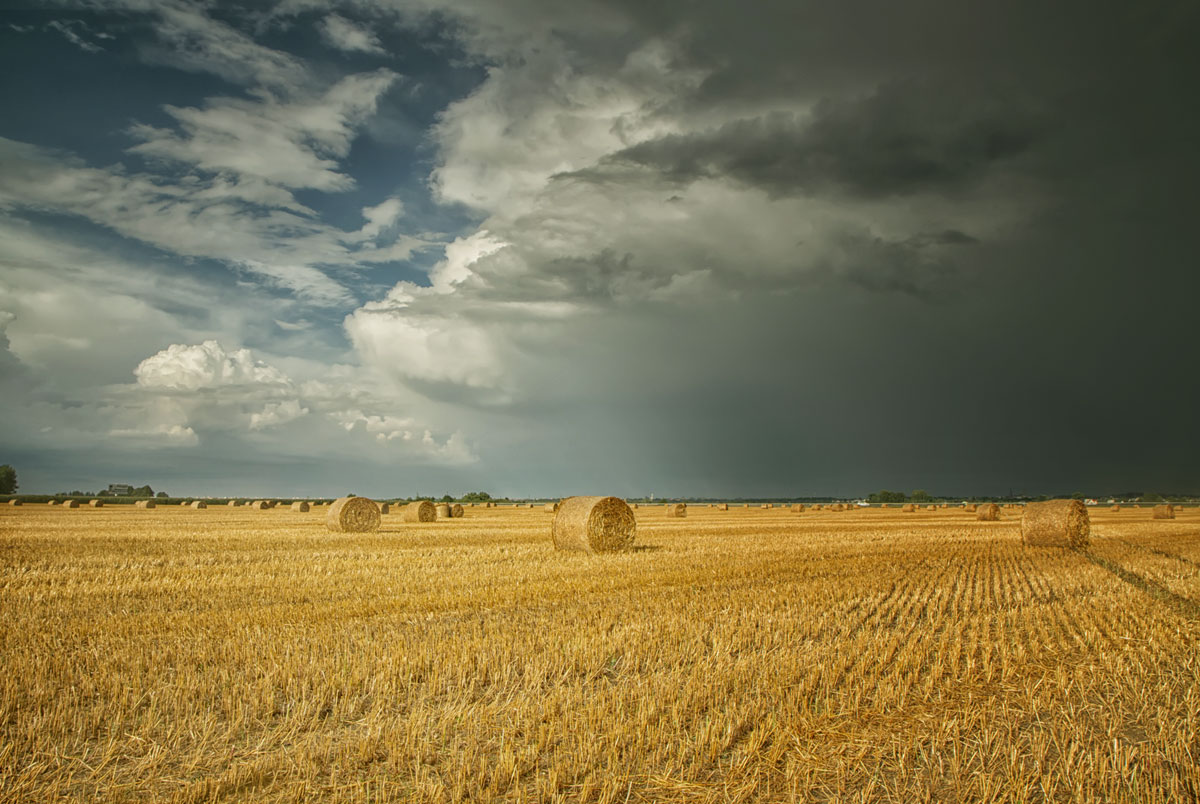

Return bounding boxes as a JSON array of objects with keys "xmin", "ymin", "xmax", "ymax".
[
  {"xmin": 326, "ymin": 496, "xmax": 381, "ymax": 533},
  {"xmin": 404, "ymin": 501, "xmax": 436, "ymax": 523},
  {"xmin": 552, "ymin": 496, "xmax": 636, "ymax": 554},
  {"xmin": 1152, "ymin": 504, "xmax": 1175, "ymax": 520},
  {"xmin": 976, "ymin": 503, "xmax": 1000, "ymax": 521},
  {"xmin": 291, "ymin": 501, "xmax": 310, "ymax": 512},
  {"xmin": 1021, "ymin": 499, "xmax": 1090, "ymax": 548},
  {"xmin": 665, "ymin": 503, "xmax": 687, "ymax": 518}
]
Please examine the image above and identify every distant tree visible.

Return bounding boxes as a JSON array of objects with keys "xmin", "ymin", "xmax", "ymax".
[
  {"xmin": 462, "ymin": 491, "xmax": 493, "ymax": 502},
  {"xmin": 134, "ymin": 485, "xmax": 154, "ymax": 497},
  {"xmin": 1142, "ymin": 492, "xmax": 1164, "ymax": 502},
  {"xmin": 0, "ymin": 464, "xmax": 17, "ymax": 495},
  {"xmin": 155, "ymin": 491, "xmax": 168, "ymax": 498},
  {"xmin": 98, "ymin": 489, "xmax": 110, "ymax": 497},
  {"xmin": 868, "ymin": 490, "xmax": 907, "ymax": 504},
  {"xmin": 910, "ymin": 489, "xmax": 933, "ymax": 503},
  {"xmin": 441, "ymin": 494, "xmax": 455, "ymax": 502},
  {"xmin": 1070, "ymin": 492, "xmax": 1086, "ymax": 500}
]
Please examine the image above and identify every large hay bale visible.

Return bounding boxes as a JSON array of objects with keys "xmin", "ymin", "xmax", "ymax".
[
  {"xmin": 436, "ymin": 503, "xmax": 452, "ymax": 519},
  {"xmin": 665, "ymin": 502, "xmax": 687, "ymax": 518},
  {"xmin": 791, "ymin": 504, "xmax": 805, "ymax": 513},
  {"xmin": 544, "ymin": 502, "xmax": 559, "ymax": 513},
  {"xmin": 191, "ymin": 500, "xmax": 207, "ymax": 509},
  {"xmin": 62, "ymin": 499, "xmax": 79, "ymax": 508},
  {"xmin": 291, "ymin": 501, "xmax": 310, "ymax": 512},
  {"xmin": 265, "ymin": 501, "xmax": 278, "ymax": 509},
  {"xmin": 1152, "ymin": 504, "xmax": 1175, "ymax": 520},
  {"xmin": 404, "ymin": 501, "xmax": 436, "ymax": 523},
  {"xmin": 8, "ymin": 499, "xmax": 21, "ymax": 506},
  {"xmin": 976, "ymin": 503, "xmax": 1000, "ymax": 521},
  {"xmin": 1021, "ymin": 499, "xmax": 1090, "ymax": 548},
  {"xmin": 248, "ymin": 500, "xmax": 269, "ymax": 510},
  {"xmin": 379, "ymin": 503, "xmax": 389, "ymax": 514},
  {"xmin": 135, "ymin": 500, "xmax": 156, "ymax": 509},
  {"xmin": 87, "ymin": 499, "xmax": 103, "ymax": 507},
  {"xmin": 552, "ymin": 496, "xmax": 636, "ymax": 553},
  {"xmin": 450, "ymin": 503, "xmax": 464, "ymax": 518},
  {"xmin": 902, "ymin": 504, "xmax": 916, "ymax": 513},
  {"xmin": 227, "ymin": 500, "xmax": 237, "ymax": 506},
  {"xmin": 326, "ymin": 496, "xmax": 381, "ymax": 533}
]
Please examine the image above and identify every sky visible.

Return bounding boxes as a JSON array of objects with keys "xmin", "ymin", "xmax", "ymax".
[{"xmin": 0, "ymin": 0, "xmax": 1197, "ymax": 499}]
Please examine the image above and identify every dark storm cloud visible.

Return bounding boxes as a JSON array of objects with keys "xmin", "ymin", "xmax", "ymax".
[{"xmin": 592, "ymin": 83, "xmax": 1039, "ymax": 199}]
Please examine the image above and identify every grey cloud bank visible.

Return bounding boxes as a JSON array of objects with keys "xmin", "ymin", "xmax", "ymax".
[{"xmin": 0, "ymin": 0, "xmax": 1196, "ymax": 497}]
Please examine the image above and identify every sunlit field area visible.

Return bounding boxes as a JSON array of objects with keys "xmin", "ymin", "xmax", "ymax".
[{"xmin": 2, "ymin": 504, "xmax": 1198, "ymax": 803}]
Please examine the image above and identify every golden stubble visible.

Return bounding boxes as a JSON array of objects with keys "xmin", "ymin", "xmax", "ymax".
[{"xmin": 0, "ymin": 504, "xmax": 1197, "ymax": 803}]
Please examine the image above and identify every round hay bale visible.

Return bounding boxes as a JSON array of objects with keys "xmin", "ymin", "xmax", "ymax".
[
  {"xmin": 1110, "ymin": 504, "xmax": 1120, "ymax": 512},
  {"xmin": 630, "ymin": 502, "xmax": 639, "ymax": 509},
  {"xmin": 743, "ymin": 503, "xmax": 750, "ymax": 508},
  {"xmin": 552, "ymin": 496, "xmax": 636, "ymax": 553},
  {"xmin": 191, "ymin": 500, "xmax": 207, "ymax": 509},
  {"xmin": 47, "ymin": 500, "xmax": 57, "ymax": 505},
  {"xmin": 544, "ymin": 502, "xmax": 559, "ymax": 513},
  {"xmin": 450, "ymin": 503, "xmax": 464, "ymax": 518},
  {"xmin": 248, "ymin": 500, "xmax": 269, "ymax": 510},
  {"xmin": 976, "ymin": 503, "xmax": 1000, "ymax": 521},
  {"xmin": 1021, "ymin": 499, "xmax": 1089, "ymax": 548},
  {"xmin": 879, "ymin": 503, "xmax": 888, "ymax": 509},
  {"xmin": 326, "ymin": 496, "xmax": 381, "ymax": 533},
  {"xmin": 527, "ymin": 503, "xmax": 535, "ymax": 508},
  {"xmin": 925, "ymin": 504, "xmax": 936, "ymax": 511},
  {"xmin": 791, "ymin": 504, "xmax": 805, "ymax": 513},
  {"xmin": 87, "ymin": 499, "xmax": 102, "ymax": 507},
  {"xmin": 379, "ymin": 503, "xmax": 390, "ymax": 514},
  {"xmin": 404, "ymin": 501, "xmax": 436, "ymax": 523},
  {"xmin": 62, "ymin": 499, "xmax": 79, "ymax": 508},
  {"xmin": 8, "ymin": 499, "xmax": 21, "ymax": 506},
  {"xmin": 436, "ymin": 503, "xmax": 452, "ymax": 519},
  {"xmin": 179, "ymin": 501, "xmax": 189, "ymax": 506},
  {"xmin": 717, "ymin": 503, "xmax": 728, "ymax": 510},
  {"xmin": 901, "ymin": 504, "xmax": 916, "ymax": 513},
  {"xmin": 291, "ymin": 501, "xmax": 310, "ymax": 512},
  {"xmin": 964, "ymin": 504, "xmax": 977, "ymax": 512},
  {"xmin": 811, "ymin": 504, "xmax": 823, "ymax": 511},
  {"xmin": 1152, "ymin": 504, "xmax": 1175, "ymax": 520},
  {"xmin": 265, "ymin": 501, "xmax": 277, "ymax": 509},
  {"xmin": 135, "ymin": 499, "xmax": 156, "ymax": 509},
  {"xmin": 666, "ymin": 502, "xmax": 687, "ymax": 518},
  {"xmin": 227, "ymin": 500, "xmax": 237, "ymax": 506}
]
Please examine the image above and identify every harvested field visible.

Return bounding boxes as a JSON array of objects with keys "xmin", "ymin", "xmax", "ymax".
[{"xmin": 1, "ymin": 504, "xmax": 1197, "ymax": 803}]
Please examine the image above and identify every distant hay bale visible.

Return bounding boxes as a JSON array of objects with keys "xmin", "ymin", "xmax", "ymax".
[
  {"xmin": 179, "ymin": 501, "xmax": 189, "ymax": 506},
  {"xmin": 404, "ymin": 501, "xmax": 436, "ymax": 523},
  {"xmin": 191, "ymin": 501, "xmax": 207, "ymax": 509},
  {"xmin": 291, "ymin": 501, "xmax": 310, "ymax": 512},
  {"xmin": 47, "ymin": 500, "xmax": 57, "ymax": 505},
  {"xmin": 717, "ymin": 503, "xmax": 728, "ymax": 510},
  {"xmin": 379, "ymin": 503, "xmax": 389, "ymax": 514},
  {"xmin": 544, "ymin": 502, "xmax": 559, "ymax": 513},
  {"xmin": 450, "ymin": 503, "xmax": 464, "ymax": 518},
  {"xmin": 62, "ymin": 499, "xmax": 79, "ymax": 508},
  {"xmin": 976, "ymin": 503, "xmax": 1000, "ymax": 521},
  {"xmin": 761, "ymin": 503, "xmax": 770, "ymax": 509},
  {"xmin": 134, "ymin": 500, "xmax": 156, "ymax": 509},
  {"xmin": 811, "ymin": 504, "xmax": 822, "ymax": 511},
  {"xmin": 8, "ymin": 499, "xmax": 21, "ymax": 506},
  {"xmin": 552, "ymin": 496, "xmax": 636, "ymax": 553},
  {"xmin": 436, "ymin": 503, "xmax": 452, "ymax": 519},
  {"xmin": 248, "ymin": 500, "xmax": 269, "ymax": 510},
  {"xmin": 227, "ymin": 500, "xmax": 237, "ymax": 506},
  {"xmin": 87, "ymin": 499, "xmax": 102, "ymax": 507},
  {"xmin": 743, "ymin": 503, "xmax": 750, "ymax": 508},
  {"xmin": 265, "ymin": 501, "xmax": 277, "ymax": 509},
  {"xmin": 1021, "ymin": 499, "xmax": 1090, "ymax": 548},
  {"xmin": 791, "ymin": 504, "xmax": 805, "ymax": 513},
  {"xmin": 1110, "ymin": 504, "xmax": 1120, "ymax": 512},
  {"xmin": 964, "ymin": 504, "xmax": 977, "ymax": 512},
  {"xmin": 1152, "ymin": 504, "xmax": 1175, "ymax": 520},
  {"xmin": 666, "ymin": 503, "xmax": 687, "ymax": 518},
  {"xmin": 326, "ymin": 496, "xmax": 381, "ymax": 533},
  {"xmin": 879, "ymin": 503, "xmax": 888, "ymax": 509},
  {"xmin": 926, "ymin": 504, "xmax": 936, "ymax": 511},
  {"xmin": 902, "ymin": 504, "xmax": 916, "ymax": 512}
]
